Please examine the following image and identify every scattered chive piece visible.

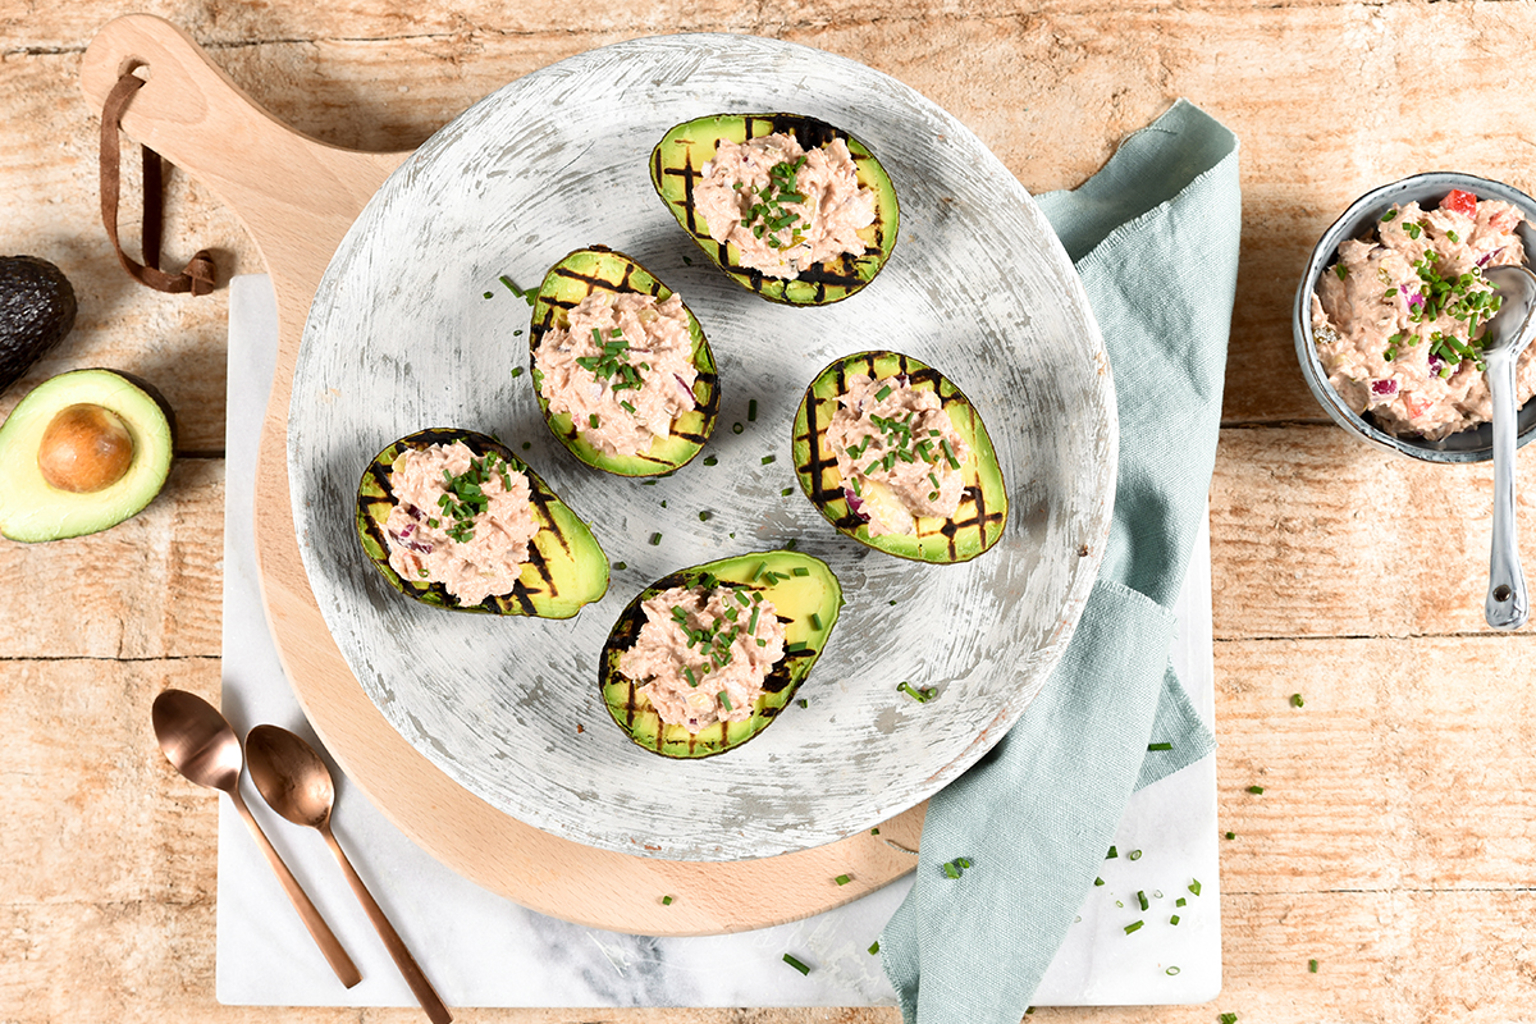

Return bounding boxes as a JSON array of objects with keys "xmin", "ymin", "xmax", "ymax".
[
  {"xmin": 796, "ymin": 698, "xmax": 808, "ymax": 708},
  {"xmin": 781, "ymin": 486, "xmax": 794, "ymax": 496},
  {"xmin": 1124, "ymin": 921, "xmax": 1144, "ymax": 934},
  {"xmin": 589, "ymin": 413, "xmax": 599, "ymax": 429},
  {"xmin": 704, "ymin": 455, "xmax": 718, "ymax": 466},
  {"xmin": 875, "ymin": 384, "xmax": 893, "ymax": 401},
  {"xmin": 1176, "ymin": 897, "xmax": 1187, "ymax": 907},
  {"xmin": 483, "ymin": 290, "xmax": 494, "ymax": 299},
  {"xmin": 1309, "ymin": 958, "xmax": 1319, "ymax": 973},
  {"xmin": 521, "ymin": 441, "xmax": 531, "ymax": 450},
  {"xmin": 957, "ymin": 857, "xmax": 972, "ymax": 869},
  {"xmin": 1137, "ymin": 890, "xmax": 1149, "ymax": 911},
  {"xmin": 1166, "ymin": 965, "xmax": 1180, "ymax": 975},
  {"xmin": 660, "ymin": 500, "xmax": 668, "ymax": 508},
  {"xmin": 835, "ymin": 874, "xmax": 851, "ymax": 886},
  {"xmin": 868, "ymin": 941, "xmax": 880, "ymax": 955},
  {"xmin": 783, "ymin": 953, "xmax": 811, "ymax": 976},
  {"xmin": 615, "ymin": 561, "xmax": 627, "ymax": 571},
  {"xmin": 1247, "ymin": 785, "xmax": 1265, "ymax": 794},
  {"xmin": 1094, "ymin": 877, "xmax": 1104, "ymax": 886},
  {"xmin": 943, "ymin": 861, "xmax": 961, "ymax": 879},
  {"xmin": 1335, "ymin": 264, "xmax": 1348, "ymax": 281},
  {"xmin": 1148, "ymin": 741, "xmax": 1172, "ymax": 751},
  {"xmin": 1129, "ymin": 849, "xmax": 1142, "ymax": 861},
  {"xmin": 718, "ymin": 691, "xmax": 733, "ymax": 711},
  {"xmin": 510, "ymin": 366, "xmax": 524, "ymax": 378},
  {"xmin": 870, "ymin": 827, "xmax": 880, "ymax": 835},
  {"xmin": 1107, "ymin": 846, "xmax": 1119, "ymax": 859},
  {"xmin": 1189, "ymin": 879, "xmax": 1202, "ymax": 896},
  {"xmin": 761, "ymin": 454, "xmax": 776, "ymax": 465},
  {"xmin": 810, "ymin": 612, "xmax": 823, "ymax": 629},
  {"xmin": 1170, "ymin": 914, "xmax": 1181, "ymax": 926},
  {"xmin": 661, "ymin": 895, "xmax": 673, "ymax": 905},
  {"xmin": 1225, "ymin": 831, "xmax": 1236, "ymax": 840},
  {"xmin": 1219, "ymin": 1015, "xmax": 1238, "ymax": 1024},
  {"xmin": 649, "ymin": 532, "xmax": 662, "ymax": 546},
  {"xmin": 699, "ymin": 510, "xmax": 710, "ymax": 522},
  {"xmin": 792, "ymin": 566, "xmax": 810, "ymax": 576},
  {"xmin": 785, "ymin": 538, "xmax": 798, "ymax": 550},
  {"xmin": 749, "ymin": 399, "xmax": 759, "ymax": 421},
  {"xmin": 733, "ymin": 422, "xmax": 744, "ymax": 434},
  {"xmin": 1290, "ymin": 693, "xmax": 1305, "ymax": 707}
]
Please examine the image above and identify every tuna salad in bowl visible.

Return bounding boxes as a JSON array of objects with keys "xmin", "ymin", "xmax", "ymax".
[{"xmin": 1295, "ymin": 172, "xmax": 1536, "ymax": 461}]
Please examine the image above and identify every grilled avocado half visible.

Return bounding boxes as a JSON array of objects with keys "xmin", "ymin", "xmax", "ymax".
[
  {"xmin": 792, "ymin": 351, "xmax": 1008, "ymax": 563},
  {"xmin": 599, "ymin": 550, "xmax": 842, "ymax": 759},
  {"xmin": 355, "ymin": 427, "xmax": 609, "ymax": 617},
  {"xmin": 526, "ymin": 247, "xmax": 719, "ymax": 476},
  {"xmin": 649, "ymin": 112, "xmax": 899, "ymax": 306}
]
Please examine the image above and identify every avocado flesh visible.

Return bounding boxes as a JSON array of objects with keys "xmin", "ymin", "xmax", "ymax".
[
  {"xmin": 355, "ymin": 427, "xmax": 609, "ymax": 617},
  {"xmin": 792, "ymin": 351, "xmax": 1008, "ymax": 563},
  {"xmin": 599, "ymin": 550, "xmax": 842, "ymax": 759},
  {"xmin": 527, "ymin": 246, "xmax": 719, "ymax": 476},
  {"xmin": 0, "ymin": 255, "xmax": 78, "ymax": 395},
  {"xmin": 649, "ymin": 113, "xmax": 899, "ymax": 306},
  {"xmin": 0, "ymin": 368, "xmax": 174, "ymax": 542}
]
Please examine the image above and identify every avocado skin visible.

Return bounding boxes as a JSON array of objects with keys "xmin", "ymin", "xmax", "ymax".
[
  {"xmin": 792, "ymin": 351, "xmax": 1008, "ymax": 563},
  {"xmin": 599, "ymin": 550, "xmax": 842, "ymax": 759},
  {"xmin": 0, "ymin": 368, "xmax": 176, "ymax": 542},
  {"xmin": 0, "ymin": 256, "xmax": 78, "ymax": 395}
]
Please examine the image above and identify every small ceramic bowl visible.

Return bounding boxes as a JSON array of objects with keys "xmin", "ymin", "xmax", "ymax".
[{"xmin": 1293, "ymin": 171, "xmax": 1536, "ymax": 462}]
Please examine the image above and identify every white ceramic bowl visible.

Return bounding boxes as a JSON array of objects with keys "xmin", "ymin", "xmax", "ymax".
[{"xmin": 1294, "ymin": 171, "xmax": 1536, "ymax": 462}]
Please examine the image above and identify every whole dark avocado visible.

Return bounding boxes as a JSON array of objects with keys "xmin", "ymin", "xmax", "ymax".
[{"xmin": 0, "ymin": 256, "xmax": 78, "ymax": 394}]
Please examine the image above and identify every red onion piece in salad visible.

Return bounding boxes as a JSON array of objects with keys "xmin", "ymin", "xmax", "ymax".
[{"xmin": 1371, "ymin": 378, "xmax": 1398, "ymax": 396}]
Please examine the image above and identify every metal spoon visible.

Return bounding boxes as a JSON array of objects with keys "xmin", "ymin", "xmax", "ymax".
[
  {"xmin": 1480, "ymin": 264, "xmax": 1536, "ymax": 630},
  {"xmin": 150, "ymin": 690, "xmax": 361, "ymax": 987},
  {"xmin": 245, "ymin": 724, "xmax": 452, "ymax": 1024}
]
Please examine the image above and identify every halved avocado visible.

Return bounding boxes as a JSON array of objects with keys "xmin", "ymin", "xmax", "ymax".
[
  {"xmin": 791, "ymin": 351, "xmax": 1008, "ymax": 563},
  {"xmin": 599, "ymin": 550, "xmax": 842, "ymax": 759},
  {"xmin": 0, "ymin": 368, "xmax": 175, "ymax": 542},
  {"xmin": 649, "ymin": 113, "xmax": 899, "ymax": 306},
  {"xmin": 526, "ymin": 246, "xmax": 719, "ymax": 476},
  {"xmin": 355, "ymin": 427, "xmax": 609, "ymax": 617},
  {"xmin": 1, "ymin": 255, "xmax": 78, "ymax": 395}
]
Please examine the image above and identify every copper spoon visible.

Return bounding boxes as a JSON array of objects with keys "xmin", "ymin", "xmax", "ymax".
[
  {"xmin": 150, "ymin": 690, "xmax": 361, "ymax": 987},
  {"xmin": 245, "ymin": 724, "xmax": 452, "ymax": 1024}
]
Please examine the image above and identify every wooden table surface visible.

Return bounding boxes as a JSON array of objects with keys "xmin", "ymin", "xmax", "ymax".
[{"xmin": 6, "ymin": 2, "xmax": 1536, "ymax": 1022}]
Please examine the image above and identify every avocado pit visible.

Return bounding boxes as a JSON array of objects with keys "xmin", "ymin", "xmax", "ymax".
[{"xmin": 37, "ymin": 403, "xmax": 134, "ymax": 493}]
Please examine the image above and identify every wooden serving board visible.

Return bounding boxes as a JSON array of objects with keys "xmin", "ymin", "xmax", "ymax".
[{"xmin": 79, "ymin": 13, "xmax": 926, "ymax": 936}]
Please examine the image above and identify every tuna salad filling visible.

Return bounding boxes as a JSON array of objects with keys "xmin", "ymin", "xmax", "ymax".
[
  {"xmin": 383, "ymin": 441, "xmax": 540, "ymax": 606},
  {"xmin": 534, "ymin": 291, "xmax": 697, "ymax": 457},
  {"xmin": 826, "ymin": 373, "xmax": 970, "ymax": 537},
  {"xmin": 1312, "ymin": 188, "xmax": 1533, "ymax": 441},
  {"xmin": 694, "ymin": 131, "xmax": 875, "ymax": 280},
  {"xmin": 617, "ymin": 583, "xmax": 787, "ymax": 734}
]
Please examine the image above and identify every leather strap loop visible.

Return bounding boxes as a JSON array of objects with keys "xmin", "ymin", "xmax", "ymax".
[{"xmin": 100, "ymin": 70, "xmax": 216, "ymax": 296}]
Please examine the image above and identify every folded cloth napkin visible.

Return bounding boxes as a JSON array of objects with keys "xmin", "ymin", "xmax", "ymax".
[{"xmin": 880, "ymin": 99, "xmax": 1240, "ymax": 1021}]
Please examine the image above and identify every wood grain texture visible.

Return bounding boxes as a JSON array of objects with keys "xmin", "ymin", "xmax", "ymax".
[{"xmin": 6, "ymin": 0, "xmax": 1536, "ymax": 1020}]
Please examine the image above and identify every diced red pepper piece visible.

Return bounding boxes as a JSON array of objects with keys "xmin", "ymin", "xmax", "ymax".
[{"xmin": 1442, "ymin": 189, "xmax": 1478, "ymax": 218}]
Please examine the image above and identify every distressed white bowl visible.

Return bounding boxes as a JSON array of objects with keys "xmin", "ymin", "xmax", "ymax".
[{"xmin": 289, "ymin": 34, "xmax": 1115, "ymax": 861}]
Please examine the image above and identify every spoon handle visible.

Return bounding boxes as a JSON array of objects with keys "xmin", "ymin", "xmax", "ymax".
[
  {"xmin": 227, "ymin": 787, "xmax": 362, "ymax": 988},
  {"xmin": 323, "ymin": 828, "xmax": 452, "ymax": 1024},
  {"xmin": 1486, "ymin": 348, "xmax": 1529, "ymax": 630}
]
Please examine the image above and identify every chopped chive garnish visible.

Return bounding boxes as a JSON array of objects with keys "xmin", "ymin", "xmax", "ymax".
[
  {"xmin": 782, "ymin": 953, "xmax": 811, "ymax": 976},
  {"xmin": 1094, "ymin": 877, "xmax": 1104, "ymax": 886},
  {"xmin": 1107, "ymin": 846, "xmax": 1119, "ymax": 859},
  {"xmin": 483, "ymin": 290, "xmax": 494, "ymax": 299},
  {"xmin": 661, "ymin": 895, "xmax": 673, "ymax": 905},
  {"xmin": 791, "ymin": 566, "xmax": 810, "ymax": 576},
  {"xmin": 784, "ymin": 539, "xmax": 798, "ymax": 550},
  {"xmin": 868, "ymin": 941, "xmax": 880, "ymax": 955},
  {"xmin": 1188, "ymin": 879, "xmax": 1202, "ymax": 896},
  {"xmin": 698, "ymin": 510, "xmax": 710, "ymax": 522},
  {"xmin": 1148, "ymin": 741, "xmax": 1172, "ymax": 751},
  {"xmin": 733, "ymin": 422, "xmax": 744, "ymax": 434},
  {"xmin": 786, "ymin": 641, "xmax": 809, "ymax": 653},
  {"xmin": 718, "ymin": 691, "xmax": 732, "ymax": 710},
  {"xmin": 1219, "ymin": 1015, "xmax": 1237, "ymax": 1024},
  {"xmin": 1225, "ymin": 831, "xmax": 1236, "ymax": 840},
  {"xmin": 1381, "ymin": 209, "xmax": 1398, "ymax": 222},
  {"xmin": 703, "ymin": 455, "xmax": 718, "ymax": 466},
  {"xmin": 835, "ymin": 874, "xmax": 851, "ymax": 886},
  {"xmin": 589, "ymin": 413, "xmax": 599, "ymax": 429},
  {"xmin": 1169, "ymin": 915, "xmax": 1180, "ymax": 926},
  {"xmin": 1166, "ymin": 965, "xmax": 1180, "ymax": 975},
  {"xmin": 1309, "ymin": 958, "xmax": 1319, "ymax": 973},
  {"xmin": 1176, "ymin": 897, "xmax": 1187, "ymax": 907},
  {"xmin": 943, "ymin": 861, "xmax": 961, "ymax": 879},
  {"xmin": 620, "ymin": 400, "xmax": 636, "ymax": 414},
  {"xmin": 875, "ymin": 384, "xmax": 893, "ymax": 402},
  {"xmin": 748, "ymin": 399, "xmax": 758, "ymax": 421},
  {"xmin": 650, "ymin": 532, "xmax": 662, "ymax": 546},
  {"xmin": 781, "ymin": 486, "xmax": 794, "ymax": 496},
  {"xmin": 1124, "ymin": 921, "xmax": 1144, "ymax": 934},
  {"xmin": 510, "ymin": 366, "xmax": 524, "ymax": 378},
  {"xmin": 1247, "ymin": 785, "xmax": 1265, "ymax": 794},
  {"xmin": 1128, "ymin": 849, "xmax": 1142, "ymax": 861},
  {"xmin": 1334, "ymin": 264, "xmax": 1348, "ymax": 280},
  {"xmin": 1137, "ymin": 891, "xmax": 1149, "ymax": 911},
  {"xmin": 809, "ymin": 612, "xmax": 823, "ymax": 630},
  {"xmin": 796, "ymin": 698, "xmax": 808, "ymax": 708},
  {"xmin": 898, "ymin": 681, "xmax": 937, "ymax": 703},
  {"xmin": 1290, "ymin": 693, "xmax": 1305, "ymax": 707},
  {"xmin": 682, "ymin": 665, "xmax": 698, "ymax": 688},
  {"xmin": 761, "ymin": 454, "xmax": 776, "ymax": 465}
]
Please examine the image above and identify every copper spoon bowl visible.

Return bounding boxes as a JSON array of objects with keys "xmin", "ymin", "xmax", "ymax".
[
  {"xmin": 246, "ymin": 724, "xmax": 451, "ymax": 1024},
  {"xmin": 150, "ymin": 690, "xmax": 361, "ymax": 987}
]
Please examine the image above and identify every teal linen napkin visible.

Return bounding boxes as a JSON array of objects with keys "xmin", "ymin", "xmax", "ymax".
[{"xmin": 880, "ymin": 99, "xmax": 1240, "ymax": 1021}]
